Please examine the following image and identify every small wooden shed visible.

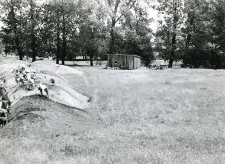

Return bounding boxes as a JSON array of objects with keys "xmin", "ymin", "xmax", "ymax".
[{"xmin": 107, "ymin": 54, "xmax": 141, "ymax": 70}]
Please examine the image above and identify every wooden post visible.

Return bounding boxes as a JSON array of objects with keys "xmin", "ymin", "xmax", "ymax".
[{"xmin": 112, "ymin": 55, "xmax": 114, "ymax": 67}]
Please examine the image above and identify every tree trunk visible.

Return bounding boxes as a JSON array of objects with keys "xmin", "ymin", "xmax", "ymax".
[
  {"xmin": 56, "ymin": 10, "xmax": 60, "ymax": 64},
  {"xmin": 30, "ymin": 0, "xmax": 36, "ymax": 62},
  {"xmin": 169, "ymin": 0, "xmax": 178, "ymax": 68},
  {"xmin": 108, "ymin": 0, "xmax": 120, "ymax": 54},
  {"xmin": 109, "ymin": 20, "xmax": 116, "ymax": 54},
  {"xmin": 61, "ymin": 11, "xmax": 66, "ymax": 65},
  {"xmin": 90, "ymin": 53, "xmax": 93, "ymax": 66},
  {"xmin": 186, "ymin": 35, "xmax": 191, "ymax": 50},
  {"xmin": 185, "ymin": 12, "xmax": 194, "ymax": 58},
  {"xmin": 168, "ymin": 51, "xmax": 174, "ymax": 68},
  {"xmin": 10, "ymin": 1, "xmax": 23, "ymax": 60},
  {"xmin": 31, "ymin": 34, "xmax": 36, "ymax": 62},
  {"xmin": 169, "ymin": 32, "xmax": 176, "ymax": 68},
  {"xmin": 15, "ymin": 38, "xmax": 23, "ymax": 60}
]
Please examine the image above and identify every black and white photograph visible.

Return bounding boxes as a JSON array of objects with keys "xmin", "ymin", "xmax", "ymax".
[{"xmin": 0, "ymin": 0, "xmax": 225, "ymax": 163}]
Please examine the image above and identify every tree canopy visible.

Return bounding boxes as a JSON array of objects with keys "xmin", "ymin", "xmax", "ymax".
[{"xmin": 0, "ymin": 0, "xmax": 224, "ymax": 68}]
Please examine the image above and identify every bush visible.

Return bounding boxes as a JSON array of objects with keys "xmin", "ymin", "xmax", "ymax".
[{"xmin": 182, "ymin": 49, "xmax": 225, "ymax": 69}]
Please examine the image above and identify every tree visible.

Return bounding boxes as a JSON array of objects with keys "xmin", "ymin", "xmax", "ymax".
[
  {"xmin": 0, "ymin": 0, "xmax": 24, "ymax": 60},
  {"xmin": 56, "ymin": 6, "xmax": 61, "ymax": 64},
  {"xmin": 105, "ymin": 0, "xmax": 137, "ymax": 54},
  {"xmin": 29, "ymin": 0, "xmax": 38, "ymax": 62},
  {"xmin": 181, "ymin": 0, "xmax": 223, "ymax": 68},
  {"xmin": 41, "ymin": 0, "xmax": 78, "ymax": 65},
  {"xmin": 156, "ymin": 0, "xmax": 184, "ymax": 67},
  {"xmin": 77, "ymin": 0, "xmax": 108, "ymax": 66},
  {"xmin": 41, "ymin": 2, "xmax": 62, "ymax": 64},
  {"xmin": 120, "ymin": 1, "xmax": 154, "ymax": 66},
  {"xmin": 210, "ymin": 0, "xmax": 225, "ymax": 53},
  {"xmin": 38, "ymin": 4, "xmax": 57, "ymax": 59}
]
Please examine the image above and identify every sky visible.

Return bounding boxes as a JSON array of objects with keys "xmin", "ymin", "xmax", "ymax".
[{"xmin": 148, "ymin": 8, "xmax": 159, "ymax": 33}]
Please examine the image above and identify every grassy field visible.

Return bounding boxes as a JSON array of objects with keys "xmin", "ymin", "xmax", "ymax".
[{"xmin": 1, "ymin": 65, "xmax": 225, "ymax": 164}]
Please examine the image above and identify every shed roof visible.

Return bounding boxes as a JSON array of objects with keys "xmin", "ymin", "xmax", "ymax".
[{"xmin": 107, "ymin": 54, "xmax": 141, "ymax": 59}]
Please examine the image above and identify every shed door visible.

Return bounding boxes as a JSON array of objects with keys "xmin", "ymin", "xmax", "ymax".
[{"xmin": 129, "ymin": 57, "xmax": 133, "ymax": 70}]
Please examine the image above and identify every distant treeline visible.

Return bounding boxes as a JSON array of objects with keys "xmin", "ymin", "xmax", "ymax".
[
  {"xmin": 156, "ymin": 0, "xmax": 225, "ymax": 69},
  {"xmin": 0, "ymin": 0, "xmax": 224, "ymax": 68}
]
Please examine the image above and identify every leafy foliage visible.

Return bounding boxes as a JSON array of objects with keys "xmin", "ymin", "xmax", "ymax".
[
  {"xmin": 0, "ymin": 0, "xmax": 224, "ymax": 68},
  {"xmin": 156, "ymin": 0, "xmax": 225, "ymax": 69}
]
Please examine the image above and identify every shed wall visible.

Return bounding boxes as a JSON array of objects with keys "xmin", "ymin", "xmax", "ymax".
[{"xmin": 107, "ymin": 54, "xmax": 141, "ymax": 70}]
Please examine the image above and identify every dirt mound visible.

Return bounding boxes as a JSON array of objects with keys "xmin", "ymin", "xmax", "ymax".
[
  {"xmin": 0, "ymin": 95, "xmax": 100, "ymax": 164},
  {"xmin": 1, "ymin": 95, "xmax": 98, "ymax": 137},
  {"xmin": 0, "ymin": 57, "xmax": 89, "ymax": 109}
]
